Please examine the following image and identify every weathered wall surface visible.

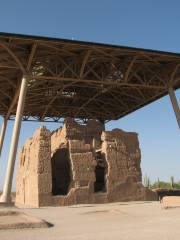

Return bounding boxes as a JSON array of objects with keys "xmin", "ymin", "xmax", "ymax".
[
  {"xmin": 101, "ymin": 129, "xmax": 142, "ymax": 201},
  {"xmin": 16, "ymin": 119, "xmax": 156, "ymax": 207},
  {"xmin": 51, "ymin": 119, "xmax": 103, "ymax": 206},
  {"xmin": 16, "ymin": 127, "xmax": 52, "ymax": 207}
]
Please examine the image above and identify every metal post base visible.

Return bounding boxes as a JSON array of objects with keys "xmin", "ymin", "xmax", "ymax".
[{"xmin": 0, "ymin": 193, "xmax": 11, "ymax": 203}]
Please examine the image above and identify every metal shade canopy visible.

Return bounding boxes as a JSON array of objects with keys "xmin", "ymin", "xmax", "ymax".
[
  {"xmin": 0, "ymin": 32, "xmax": 180, "ymax": 122},
  {"xmin": 0, "ymin": 32, "xmax": 180, "ymax": 204}
]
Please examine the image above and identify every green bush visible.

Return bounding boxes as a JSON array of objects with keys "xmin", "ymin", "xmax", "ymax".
[
  {"xmin": 143, "ymin": 176, "xmax": 180, "ymax": 190},
  {"xmin": 151, "ymin": 179, "xmax": 180, "ymax": 190}
]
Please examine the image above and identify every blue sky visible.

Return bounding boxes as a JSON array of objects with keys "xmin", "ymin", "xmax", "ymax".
[{"xmin": 0, "ymin": 0, "xmax": 179, "ymax": 190}]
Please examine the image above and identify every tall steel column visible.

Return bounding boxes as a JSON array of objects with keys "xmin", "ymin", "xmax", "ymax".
[
  {"xmin": 0, "ymin": 117, "xmax": 7, "ymax": 157},
  {"xmin": 168, "ymin": 87, "xmax": 180, "ymax": 129},
  {"xmin": 0, "ymin": 76, "xmax": 28, "ymax": 203}
]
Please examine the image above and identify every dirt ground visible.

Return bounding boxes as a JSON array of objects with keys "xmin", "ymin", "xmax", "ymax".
[{"xmin": 0, "ymin": 201, "xmax": 180, "ymax": 240}]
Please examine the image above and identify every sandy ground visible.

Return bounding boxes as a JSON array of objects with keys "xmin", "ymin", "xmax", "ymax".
[
  {"xmin": 0, "ymin": 201, "xmax": 180, "ymax": 240},
  {"xmin": 0, "ymin": 210, "xmax": 51, "ymax": 229}
]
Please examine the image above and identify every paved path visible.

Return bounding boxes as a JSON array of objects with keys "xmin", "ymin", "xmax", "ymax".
[{"xmin": 0, "ymin": 201, "xmax": 180, "ymax": 240}]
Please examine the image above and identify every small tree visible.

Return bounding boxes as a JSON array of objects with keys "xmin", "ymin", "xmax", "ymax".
[
  {"xmin": 143, "ymin": 174, "xmax": 151, "ymax": 188},
  {"xmin": 147, "ymin": 177, "xmax": 151, "ymax": 188},
  {"xmin": 157, "ymin": 178, "xmax": 160, "ymax": 188},
  {"xmin": 143, "ymin": 174, "xmax": 148, "ymax": 187},
  {"xmin": 170, "ymin": 176, "xmax": 174, "ymax": 189}
]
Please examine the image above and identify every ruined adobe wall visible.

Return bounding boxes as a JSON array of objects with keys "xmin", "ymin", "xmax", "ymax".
[
  {"xmin": 51, "ymin": 126, "xmax": 66, "ymax": 155},
  {"xmin": 102, "ymin": 129, "xmax": 141, "ymax": 185},
  {"xmin": 16, "ymin": 127, "xmax": 52, "ymax": 207},
  {"xmin": 62, "ymin": 118, "xmax": 103, "ymax": 142},
  {"xmin": 51, "ymin": 118, "xmax": 103, "ymax": 153},
  {"xmin": 51, "ymin": 119, "xmax": 103, "ymax": 206},
  {"xmin": 16, "ymin": 119, "xmax": 156, "ymax": 207},
  {"xmin": 51, "ymin": 118, "xmax": 103, "ymax": 188},
  {"xmin": 101, "ymin": 129, "xmax": 147, "ymax": 201},
  {"xmin": 52, "ymin": 140, "xmax": 96, "ymax": 206}
]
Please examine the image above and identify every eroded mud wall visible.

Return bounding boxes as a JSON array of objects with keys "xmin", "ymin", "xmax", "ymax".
[
  {"xmin": 16, "ymin": 127, "xmax": 52, "ymax": 207},
  {"xmin": 16, "ymin": 119, "xmax": 156, "ymax": 207}
]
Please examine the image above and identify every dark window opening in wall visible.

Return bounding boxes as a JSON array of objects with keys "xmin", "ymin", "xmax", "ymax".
[
  {"xmin": 94, "ymin": 151, "xmax": 107, "ymax": 192},
  {"xmin": 51, "ymin": 148, "xmax": 72, "ymax": 195}
]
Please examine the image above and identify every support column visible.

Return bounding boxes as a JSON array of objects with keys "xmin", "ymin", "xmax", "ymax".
[
  {"xmin": 168, "ymin": 87, "xmax": 180, "ymax": 129},
  {"xmin": 98, "ymin": 119, "xmax": 105, "ymax": 131},
  {"xmin": 0, "ymin": 117, "xmax": 7, "ymax": 157},
  {"xmin": 0, "ymin": 76, "xmax": 28, "ymax": 203}
]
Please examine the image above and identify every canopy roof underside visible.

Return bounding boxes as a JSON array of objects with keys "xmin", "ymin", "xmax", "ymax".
[{"xmin": 0, "ymin": 32, "xmax": 180, "ymax": 122}]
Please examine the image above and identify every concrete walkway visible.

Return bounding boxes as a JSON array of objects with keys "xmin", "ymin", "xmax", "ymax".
[{"xmin": 0, "ymin": 201, "xmax": 180, "ymax": 240}]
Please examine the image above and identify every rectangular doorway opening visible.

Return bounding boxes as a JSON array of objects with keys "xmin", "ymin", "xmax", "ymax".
[{"xmin": 94, "ymin": 151, "xmax": 107, "ymax": 193}]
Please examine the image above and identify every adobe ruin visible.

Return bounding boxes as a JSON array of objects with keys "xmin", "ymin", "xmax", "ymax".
[{"xmin": 15, "ymin": 118, "xmax": 156, "ymax": 207}]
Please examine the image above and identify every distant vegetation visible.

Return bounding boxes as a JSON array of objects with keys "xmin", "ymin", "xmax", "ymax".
[{"xmin": 143, "ymin": 175, "xmax": 180, "ymax": 189}]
